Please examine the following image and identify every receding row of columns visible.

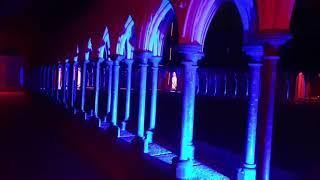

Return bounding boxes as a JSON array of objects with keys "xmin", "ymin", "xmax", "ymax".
[{"xmin": 38, "ymin": 39, "xmax": 287, "ymax": 179}]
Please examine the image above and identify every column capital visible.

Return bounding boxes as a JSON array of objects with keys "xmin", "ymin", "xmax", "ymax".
[
  {"xmin": 123, "ymin": 59, "xmax": 134, "ymax": 66},
  {"xmin": 110, "ymin": 54, "xmax": 124, "ymax": 65},
  {"xmin": 177, "ymin": 44, "xmax": 204, "ymax": 65},
  {"xmin": 135, "ymin": 50, "xmax": 153, "ymax": 64},
  {"xmin": 258, "ymin": 33, "xmax": 292, "ymax": 49},
  {"xmin": 243, "ymin": 45, "xmax": 264, "ymax": 62},
  {"xmin": 148, "ymin": 56, "xmax": 162, "ymax": 67},
  {"xmin": 106, "ymin": 59, "xmax": 113, "ymax": 66}
]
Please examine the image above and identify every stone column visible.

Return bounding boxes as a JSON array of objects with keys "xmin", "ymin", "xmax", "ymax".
[
  {"xmin": 81, "ymin": 61, "xmax": 88, "ymax": 113},
  {"xmin": 94, "ymin": 58, "xmax": 103, "ymax": 118},
  {"xmin": 109, "ymin": 55, "xmax": 124, "ymax": 137},
  {"xmin": 257, "ymin": 34, "xmax": 291, "ymax": 180},
  {"xmin": 56, "ymin": 63, "xmax": 62, "ymax": 102},
  {"xmin": 145, "ymin": 56, "xmax": 162, "ymax": 152},
  {"xmin": 238, "ymin": 45, "xmax": 263, "ymax": 180},
  {"xmin": 63, "ymin": 62, "xmax": 68, "ymax": 107},
  {"xmin": 47, "ymin": 66, "xmax": 51, "ymax": 95},
  {"xmin": 121, "ymin": 59, "xmax": 134, "ymax": 131},
  {"xmin": 51, "ymin": 65, "xmax": 56, "ymax": 98},
  {"xmin": 175, "ymin": 45, "xmax": 203, "ymax": 179},
  {"xmin": 106, "ymin": 60, "xmax": 113, "ymax": 119},
  {"xmin": 134, "ymin": 51, "xmax": 152, "ymax": 149},
  {"xmin": 71, "ymin": 62, "xmax": 78, "ymax": 109}
]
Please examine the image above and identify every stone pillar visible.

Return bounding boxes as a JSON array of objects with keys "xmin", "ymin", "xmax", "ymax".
[
  {"xmin": 81, "ymin": 61, "xmax": 88, "ymax": 113},
  {"xmin": 145, "ymin": 56, "xmax": 162, "ymax": 152},
  {"xmin": 106, "ymin": 60, "xmax": 113, "ymax": 119},
  {"xmin": 257, "ymin": 34, "xmax": 291, "ymax": 180},
  {"xmin": 56, "ymin": 63, "xmax": 62, "ymax": 102},
  {"xmin": 109, "ymin": 55, "xmax": 124, "ymax": 137},
  {"xmin": 94, "ymin": 58, "xmax": 103, "ymax": 118},
  {"xmin": 238, "ymin": 45, "xmax": 263, "ymax": 180},
  {"xmin": 121, "ymin": 59, "xmax": 134, "ymax": 131},
  {"xmin": 258, "ymin": 56, "xmax": 278, "ymax": 180},
  {"xmin": 71, "ymin": 62, "xmax": 78, "ymax": 108},
  {"xmin": 63, "ymin": 62, "xmax": 68, "ymax": 107},
  {"xmin": 175, "ymin": 45, "xmax": 203, "ymax": 179},
  {"xmin": 51, "ymin": 65, "xmax": 56, "ymax": 98},
  {"xmin": 133, "ymin": 51, "xmax": 152, "ymax": 151}
]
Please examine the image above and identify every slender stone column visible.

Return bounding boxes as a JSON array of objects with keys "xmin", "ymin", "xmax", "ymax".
[
  {"xmin": 134, "ymin": 51, "xmax": 152, "ymax": 147},
  {"xmin": 106, "ymin": 60, "xmax": 113, "ymax": 119},
  {"xmin": 63, "ymin": 61, "xmax": 69, "ymax": 107},
  {"xmin": 47, "ymin": 66, "xmax": 51, "ymax": 95},
  {"xmin": 258, "ymin": 56, "xmax": 279, "ymax": 180},
  {"xmin": 238, "ymin": 45, "xmax": 263, "ymax": 180},
  {"xmin": 51, "ymin": 65, "xmax": 56, "ymax": 98},
  {"xmin": 121, "ymin": 59, "xmax": 134, "ymax": 130},
  {"xmin": 56, "ymin": 63, "xmax": 62, "ymax": 102},
  {"xmin": 109, "ymin": 55, "xmax": 124, "ymax": 137},
  {"xmin": 145, "ymin": 56, "xmax": 162, "ymax": 152},
  {"xmin": 94, "ymin": 58, "xmax": 103, "ymax": 118},
  {"xmin": 71, "ymin": 61, "xmax": 78, "ymax": 108},
  {"xmin": 257, "ymin": 34, "xmax": 291, "ymax": 180},
  {"xmin": 81, "ymin": 60, "xmax": 89, "ymax": 113},
  {"xmin": 175, "ymin": 45, "xmax": 203, "ymax": 179}
]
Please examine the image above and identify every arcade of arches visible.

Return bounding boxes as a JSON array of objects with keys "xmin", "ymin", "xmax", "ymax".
[{"xmin": 29, "ymin": 0, "xmax": 305, "ymax": 179}]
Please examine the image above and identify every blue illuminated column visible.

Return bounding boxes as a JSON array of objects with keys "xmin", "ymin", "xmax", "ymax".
[
  {"xmin": 63, "ymin": 60, "xmax": 69, "ymax": 107},
  {"xmin": 51, "ymin": 65, "xmax": 56, "ymax": 98},
  {"xmin": 81, "ymin": 59, "xmax": 89, "ymax": 113},
  {"xmin": 135, "ymin": 51, "xmax": 152, "ymax": 147},
  {"xmin": 94, "ymin": 58, "xmax": 103, "ymax": 118},
  {"xmin": 56, "ymin": 62, "xmax": 62, "ymax": 102},
  {"xmin": 238, "ymin": 45, "xmax": 263, "ymax": 180},
  {"xmin": 71, "ymin": 61, "xmax": 78, "ymax": 109},
  {"xmin": 175, "ymin": 45, "xmax": 203, "ymax": 179},
  {"xmin": 145, "ymin": 56, "xmax": 162, "ymax": 151},
  {"xmin": 258, "ymin": 34, "xmax": 291, "ymax": 180},
  {"xmin": 106, "ymin": 60, "xmax": 113, "ymax": 119},
  {"xmin": 121, "ymin": 58, "xmax": 134, "ymax": 131},
  {"xmin": 110, "ymin": 55, "xmax": 124, "ymax": 136}
]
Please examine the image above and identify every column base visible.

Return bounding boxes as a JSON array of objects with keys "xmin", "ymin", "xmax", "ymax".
[
  {"xmin": 107, "ymin": 125, "xmax": 120, "ymax": 139},
  {"xmin": 237, "ymin": 164, "xmax": 256, "ymax": 180},
  {"xmin": 173, "ymin": 158, "xmax": 194, "ymax": 179},
  {"xmin": 121, "ymin": 121, "xmax": 127, "ymax": 131},
  {"xmin": 132, "ymin": 136, "xmax": 148, "ymax": 153},
  {"xmin": 145, "ymin": 130, "xmax": 153, "ymax": 143}
]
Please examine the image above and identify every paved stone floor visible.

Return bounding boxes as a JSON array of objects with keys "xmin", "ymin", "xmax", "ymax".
[{"xmin": 0, "ymin": 93, "xmax": 173, "ymax": 180}]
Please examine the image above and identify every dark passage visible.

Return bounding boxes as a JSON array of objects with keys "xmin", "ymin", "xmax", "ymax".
[{"xmin": 0, "ymin": 93, "xmax": 173, "ymax": 180}]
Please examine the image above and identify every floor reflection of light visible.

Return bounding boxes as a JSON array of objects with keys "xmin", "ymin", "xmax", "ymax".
[{"xmin": 118, "ymin": 130, "xmax": 229, "ymax": 179}]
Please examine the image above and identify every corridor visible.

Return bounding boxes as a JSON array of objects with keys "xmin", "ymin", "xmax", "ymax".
[{"xmin": 0, "ymin": 93, "xmax": 173, "ymax": 180}]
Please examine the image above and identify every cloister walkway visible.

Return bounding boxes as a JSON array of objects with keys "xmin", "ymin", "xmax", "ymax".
[
  {"xmin": 0, "ymin": 93, "xmax": 172, "ymax": 180},
  {"xmin": 0, "ymin": 92, "xmax": 305, "ymax": 179}
]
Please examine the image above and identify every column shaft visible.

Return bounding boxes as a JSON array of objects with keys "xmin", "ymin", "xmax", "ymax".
[
  {"xmin": 146, "ymin": 57, "xmax": 161, "ymax": 144},
  {"xmin": 137, "ymin": 63, "xmax": 148, "ymax": 137},
  {"xmin": 94, "ymin": 60, "xmax": 102, "ymax": 117},
  {"xmin": 106, "ymin": 61, "xmax": 113, "ymax": 116},
  {"xmin": 179, "ymin": 62, "xmax": 197, "ymax": 161},
  {"xmin": 244, "ymin": 63, "xmax": 262, "ymax": 166},
  {"xmin": 258, "ymin": 57, "xmax": 278, "ymax": 180},
  {"xmin": 81, "ymin": 62, "xmax": 88, "ymax": 112},
  {"xmin": 122, "ymin": 59, "xmax": 133, "ymax": 130},
  {"xmin": 111, "ymin": 60, "xmax": 121, "ymax": 125}
]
